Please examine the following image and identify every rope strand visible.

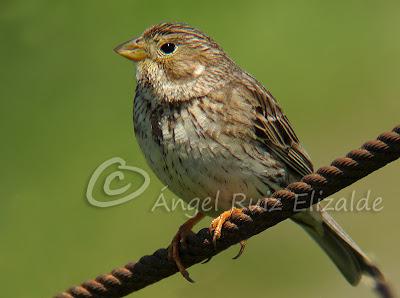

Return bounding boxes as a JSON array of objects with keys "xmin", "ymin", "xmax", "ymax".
[{"xmin": 55, "ymin": 125, "xmax": 400, "ymax": 298}]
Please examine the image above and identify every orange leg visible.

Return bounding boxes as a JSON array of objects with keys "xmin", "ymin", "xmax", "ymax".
[
  {"xmin": 168, "ymin": 212, "xmax": 205, "ymax": 282},
  {"xmin": 210, "ymin": 207, "xmax": 247, "ymax": 258}
]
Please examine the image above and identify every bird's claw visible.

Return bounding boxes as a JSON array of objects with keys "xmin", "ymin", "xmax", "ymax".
[
  {"xmin": 232, "ymin": 240, "xmax": 247, "ymax": 259},
  {"xmin": 209, "ymin": 208, "xmax": 247, "ymax": 258},
  {"xmin": 168, "ymin": 226, "xmax": 195, "ymax": 283},
  {"xmin": 168, "ymin": 212, "xmax": 205, "ymax": 282}
]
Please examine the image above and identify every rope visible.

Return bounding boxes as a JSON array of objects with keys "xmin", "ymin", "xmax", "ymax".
[{"xmin": 55, "ymin": 125, "xmax": 400, "ymax": 298}]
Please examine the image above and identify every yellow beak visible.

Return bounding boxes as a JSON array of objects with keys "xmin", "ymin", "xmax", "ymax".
[{"xmin": 114, "ymin": 39, "xmax": 148, "ymax": 62}]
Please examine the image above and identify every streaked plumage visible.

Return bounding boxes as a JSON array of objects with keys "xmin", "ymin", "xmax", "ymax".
[{"xmin": 115, "ymin": 22, "xmax": 388, "ymax": 294}]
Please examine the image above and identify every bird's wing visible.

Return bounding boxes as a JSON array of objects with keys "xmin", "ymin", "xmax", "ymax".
[{"xmin": 239, "ymin": 74, "xmax": 313, "ymax": 178}]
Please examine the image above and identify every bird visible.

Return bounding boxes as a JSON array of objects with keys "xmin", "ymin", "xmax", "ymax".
[{"xmin": 115, "ymin": 22, "xmax": 390, "ymax": 295}]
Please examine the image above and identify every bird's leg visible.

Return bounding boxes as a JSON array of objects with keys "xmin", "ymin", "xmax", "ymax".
[
  {"xmin": 210, "ymin": 207, "xmax": 247, "ymax": 258},
  {"xmin": 168, "ymin": 212, "xmax": 205, "ymax": 282}
]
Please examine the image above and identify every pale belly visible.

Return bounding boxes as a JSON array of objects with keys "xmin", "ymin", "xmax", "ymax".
[{"xmin": 134, "ymin": 90, "xmax": 288, "ymax": 216}]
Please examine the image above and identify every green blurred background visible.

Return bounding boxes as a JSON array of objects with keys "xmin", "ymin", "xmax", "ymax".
[{"xmin": 1, "ymin": 1, "xmax": 399, "ymax": 297}]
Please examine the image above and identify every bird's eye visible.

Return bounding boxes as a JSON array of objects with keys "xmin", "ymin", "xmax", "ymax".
[{"xmin": 160, "ymin": 43, "xmax": 176, "ymax": 54}]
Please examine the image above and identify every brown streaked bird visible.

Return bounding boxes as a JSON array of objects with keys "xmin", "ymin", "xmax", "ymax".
[{"xmin": 115, "ymin": 22, "xmax": 389, "ymax": 294}]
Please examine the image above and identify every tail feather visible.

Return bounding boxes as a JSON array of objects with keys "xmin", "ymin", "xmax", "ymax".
[{"xmin": 292, "ymin": 209, "xmax": 394, "ymax": 298}]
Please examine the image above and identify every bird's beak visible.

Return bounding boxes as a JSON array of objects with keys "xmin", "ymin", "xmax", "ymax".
[{"xmin": 114, "ymin": 39, "xmax": 148, "ymax": 62}]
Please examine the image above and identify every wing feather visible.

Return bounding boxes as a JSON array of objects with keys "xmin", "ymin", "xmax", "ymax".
[{"xmin": 240, "ymin": 74, "xmax": 314, "ymax": 178}]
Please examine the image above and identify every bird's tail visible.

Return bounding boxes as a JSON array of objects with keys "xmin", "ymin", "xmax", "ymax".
[{"xmin": 292, "ymin": 209, "xmax": 394, "ymax": 298}]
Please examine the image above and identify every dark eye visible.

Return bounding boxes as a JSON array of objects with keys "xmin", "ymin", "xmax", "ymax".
[{"xmin": 160, "ymin": 43, "xmax": 176, "ymax": 54}]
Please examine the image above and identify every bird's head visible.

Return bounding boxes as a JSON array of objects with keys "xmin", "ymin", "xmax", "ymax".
[{"xmin": 115, "ymin": 23, "xmax": 235, "ymax": 101}]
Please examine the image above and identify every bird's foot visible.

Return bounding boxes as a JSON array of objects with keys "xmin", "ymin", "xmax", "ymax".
[
  {"xmin": 168, "ymin": 212, "xmax": 205, "ymax": 282},
  {"xmin": 209, "ymin": 207, "xmax": 247, "ymax": 259}
]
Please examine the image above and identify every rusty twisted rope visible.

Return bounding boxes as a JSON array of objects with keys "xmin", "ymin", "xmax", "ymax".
[{"xmin": 56, "ymin": 125, "xmax": 400, "ymax": 298}]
